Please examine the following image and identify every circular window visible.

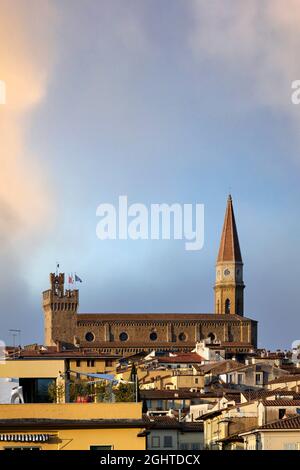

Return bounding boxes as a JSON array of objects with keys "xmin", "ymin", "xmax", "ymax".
[
  {"xmin": 119, "ymin": 332, "xmax": 128, "ymax": 342},
  {"xmin": 178, "ymin": 332, "xmax": 186, "ymax": 342},
  {"xmin": 150, "ymin": 332, "xmax": 157, "ymax": 341},
  {"xmin": 85, "ymin": 332, "xmax": 95, "ymax": 342}
]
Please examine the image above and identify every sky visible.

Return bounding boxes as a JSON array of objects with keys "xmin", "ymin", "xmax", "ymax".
[{"xmin": 0, "ymin": 0, "xmax": 300, "ymax": 349}]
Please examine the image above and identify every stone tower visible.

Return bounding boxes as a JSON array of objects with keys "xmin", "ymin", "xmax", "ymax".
[
  {"xmin": 43, "ymin": 273, "xmax": 79, "ymax": 346},
  {"xmin": 214, "ymin": 195, "xmax": 245, "ymax": 315}
]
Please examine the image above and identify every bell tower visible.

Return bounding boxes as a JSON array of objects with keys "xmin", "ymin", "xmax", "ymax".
[
  {"xmin": 214, "ymin": 195, "xmax": 245, "ymax": 315},
  {"xmin": 43, "ymin": 272, "xmax": 79, "ymax": 346}
]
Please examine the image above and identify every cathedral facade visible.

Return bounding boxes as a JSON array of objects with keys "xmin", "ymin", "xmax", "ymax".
[{"xmin": 43, "ymin": 196, "xmax": 257, "ymax": 355}]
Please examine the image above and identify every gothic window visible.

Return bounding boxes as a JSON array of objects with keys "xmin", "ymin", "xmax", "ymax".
[
  {"xmin": 119, "ymin": 332, "xmax": 128, "ymax": 342},
  {"xmin": 225, "ymin": 298, "xmax": 231, "ymax": 314},
  {"xmin": 85, "ymin": 332, "xmax": 95, "ymax": 342},
  {"xmin": 150, "ymin": 332, "xmax": 157, "ymax": 341}
]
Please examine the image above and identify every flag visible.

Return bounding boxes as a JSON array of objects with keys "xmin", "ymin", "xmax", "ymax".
[
  {"xmin": 68, "ymin": 274, "xmax": 74, "ymax": 284},
  {"xmin": 75, "ymin": 274, "xmax": 82, "ymax": 283}
]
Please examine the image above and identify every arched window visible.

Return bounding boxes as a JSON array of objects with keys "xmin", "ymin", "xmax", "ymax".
[{"xmin": 225, "ymin": 298, "xmax": 231, "ymax": 314}]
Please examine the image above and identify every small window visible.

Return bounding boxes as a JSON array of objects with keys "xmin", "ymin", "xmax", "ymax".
[
  {"xmin": 105, "ymin": 359, "xmax": 113, "ymax": 367},
  {"xmin": 76, "ymin": 360, "xmax": 81, "ymax": 367},
  {"xmin": 87, "ymin": 360, "xmax": 95, "ymax": 367},
  {"xmin": 195, "ymin": 378, "xmax": 199, "ymax": 384},
  {"xmin": 178, "ymin": 332, "xmax": 186, "ymax": 342},
  {"xmin": 164, "ymin": 435, "xmax": 173, "ymax": 448},
  {"xmin": 85, "ymin": 332, "xmax": 95, "ymax": 342},
  {"xmin": 279, "ymin": 408, "xmax": 286, "ymax": 419},
  {"xmin": 255, "ymin": 373, "xmax": 263, "ymax": 385},
  {"xmin": 119, "ymin": 332, "xmax": 128, "ymax": 342},
  {"xmin": 150, "ymin": 332, "xmax": 157, "ymax": 341},
  {"xmin": 151, "ymin": 436, "xmax": 160, "ymax": 448},
  {"xmin": 225, "ymin": 299, "xmax": 231, "ymax": 314}
]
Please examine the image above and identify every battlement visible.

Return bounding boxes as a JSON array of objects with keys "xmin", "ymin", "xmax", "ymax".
[{"xmin": 43, "ymin": 273, "xmax": 79, "ymax": 310}]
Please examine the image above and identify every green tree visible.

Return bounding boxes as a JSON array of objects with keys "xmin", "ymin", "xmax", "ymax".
[
  {"xmin": 95, "ymin": 381, "xmax": 112, "ymax": 402},
  {"xmin": 48, "ymin": 380, "xmax": 65, "ymax": 403},
  {"xmin": 114, "ymin": 382, "xmax": 134, "ymax": 402}
]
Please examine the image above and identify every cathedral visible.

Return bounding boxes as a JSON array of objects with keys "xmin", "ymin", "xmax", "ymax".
[{"xmin": 43, "ymin": 196, "xmax": 257, "ymax": 356}]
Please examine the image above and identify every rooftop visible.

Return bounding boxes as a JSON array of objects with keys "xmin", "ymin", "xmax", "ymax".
[
  {"xmin": 77, "ymin": 313, "xmax": 255, "ymax": 322},
  {"xmin": 260, "ymin": 414, "xmax": 300, "ymax": 430},
  {"xmin": 268, "ymin": 374, "xmax": 300, "ymax": 385}
]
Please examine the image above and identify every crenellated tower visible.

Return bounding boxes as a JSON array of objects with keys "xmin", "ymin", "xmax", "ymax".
[
  {"xmin": 43, "ymin": 273, "xmax": 79, "ymax": 346},
  {"xmin": 214, "ymin": 195, "xmax": 245, "ymax": 315}
]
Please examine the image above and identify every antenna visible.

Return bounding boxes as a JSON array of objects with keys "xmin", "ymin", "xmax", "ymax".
[{"xmin": 9, "ymin": 329, "xmax": 21, "ymax": 348}]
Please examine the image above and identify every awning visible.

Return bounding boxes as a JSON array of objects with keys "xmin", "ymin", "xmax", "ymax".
[
  {"xmin": 0, "ymin": 434, "xmax": 52, "ymax": 442},
  {"xmin": 69, "ymin": 371, "xmax": 115, "ymax": 381}
]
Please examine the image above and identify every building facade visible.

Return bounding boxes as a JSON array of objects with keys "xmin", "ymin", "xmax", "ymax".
[
  {"xmin": 43, "ymin": 196, "xmax": 257, "ymax": 355},
  {"xmin": 0, "ymin": 403, "xmax": 146, "ymax": 450}
]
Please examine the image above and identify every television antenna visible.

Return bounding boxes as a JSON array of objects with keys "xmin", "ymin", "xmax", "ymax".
[{"xmin": 9, "ymin": 329, "xmax": 21, "ymax": 348}]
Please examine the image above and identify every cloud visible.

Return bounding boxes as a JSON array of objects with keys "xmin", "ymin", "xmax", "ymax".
[
  {"xmin": 189, "ymin": 0, "xmax": 300, "ymax": 112},
  {"xmin": 0, "ymin": 0, "xmax": 57, "ymax": 244},
  {"xmin": 0, "ymin": 0, "xmax": 58, "ymax": 342}
]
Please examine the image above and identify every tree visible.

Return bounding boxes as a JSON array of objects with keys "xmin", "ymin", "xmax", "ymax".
[
  {"xmin": 95, "ymin": 381, "xmax": 112, "ymax": 402},
  {"xmin": 48, "ymin": 380, "xmax": 65, "ymax": 403},
  {"xmin": 113, "ymin": 383, "xmax": 135, "ymax": 402}
]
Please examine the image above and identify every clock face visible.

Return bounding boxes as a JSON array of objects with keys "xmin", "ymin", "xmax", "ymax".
[{"xmin": 224, "ymin": 268, "xmax": 230, "ymax": 276}]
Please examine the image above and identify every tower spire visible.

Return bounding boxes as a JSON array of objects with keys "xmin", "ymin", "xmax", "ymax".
[
  {"xmin": 214, "ymin": 195, "xmax": 245, "ymax": 316},
  {"xmin": 217, "ymin": 194, "xmax": 242, "ymax": 263}
]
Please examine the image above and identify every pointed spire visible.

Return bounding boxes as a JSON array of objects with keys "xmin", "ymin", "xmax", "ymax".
[{"xmin": 217, "ymin": 194, "xmax": 242, "ymax": 262}]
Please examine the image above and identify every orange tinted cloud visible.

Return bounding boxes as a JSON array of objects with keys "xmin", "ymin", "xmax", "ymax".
[{"xmin": 0, "ymin": 0, "xmax": 57, "ymax": 243}]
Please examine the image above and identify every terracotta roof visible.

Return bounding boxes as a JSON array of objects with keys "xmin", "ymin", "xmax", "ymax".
[
  {"xmin": 261, "ymin": 400, "xmax": 300, "ymax": 407},
  {"xmin": 143, "ymin": 415, "xmax": 179, "ymax": 428},
  {"xmin": 157, "ymin": 353, "xmax": 204, "ymax": 364},
  {"xmin": 77, "ymin": 313, "xmax": 253, "ymax": 322},
  {"xmin": 241, "ymin": 388, "xmax": 300, "ymax": 401},
  {"xmin": 279, "ymin": 366, "xmax": 300, "ymax": 375},
  {"xmin": 217, "ymin": 195, "xmax": 242, "ymax": 263},
  {"xmin": 196, "ymin": 360, "xmax": 243, "ymax": 375},
  {"xmin": 143, "ymin": 415, "xmax": 203, "ymax": 431},
  {"xmin": 0, "ymin": 419, "xmax": 145, "ymax": 429},
  {"xmin": 260, "ymin": 414, "xmax": 300, "ymax": 430},
  {"xmin": 140, "ymin": 389, "xmax": 203, "ymax": 400},
  {"xmin": 8, "ymin": 350, "xmax": 119, "ymax": 360},
  {"xmin": 268, "ymin": 375, "xmax": 300, "ymax": 385}
]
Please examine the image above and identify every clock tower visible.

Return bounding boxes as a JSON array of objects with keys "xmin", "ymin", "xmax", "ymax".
[{"xmin": 214, "ymin": 195, "xmax": 245, "ymax": 315}]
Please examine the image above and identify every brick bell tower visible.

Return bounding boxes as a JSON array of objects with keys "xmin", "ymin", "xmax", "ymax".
[
  {"xmin": 43, "ymin": 272, "xmax": 79, "ymax": 346},
  {"xmin": 214, "ymin": 195, "xmax": 245, "ymax": 315}
]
